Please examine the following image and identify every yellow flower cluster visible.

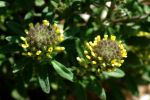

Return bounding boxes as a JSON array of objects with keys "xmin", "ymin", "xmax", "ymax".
[
  {"xmin": 137, "ymin": 31, "xmax": 150, "ymax": 37},
  {"xmin": 77, "ymin": 35, "xmax": 127, "ymax": 75},
  {"xmin": 130, "ymin": 46, "xmax": 150, "ymax": 65},
  {"xmin": 20, "ymin": 20, "xmax": 65, "ymax": 60}
]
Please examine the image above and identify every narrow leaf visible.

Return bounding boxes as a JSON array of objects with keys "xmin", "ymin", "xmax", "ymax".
[
  {"xmin": 103, "ymin": 68, "xmax": 125, "ymax": 78},
  {"xmin": 51, "ymin": 60, "xmax": 74, "ymax": 81},
  {"xmin": 38, "ymin": 65, "xmax": 50, "ymax": 94}
]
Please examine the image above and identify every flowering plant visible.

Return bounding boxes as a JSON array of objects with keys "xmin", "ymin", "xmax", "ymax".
[{"xmin": 0, "ymin": 0, "xmax": 150, "ymax": 100}]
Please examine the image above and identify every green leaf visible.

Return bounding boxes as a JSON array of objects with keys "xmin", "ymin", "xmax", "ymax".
[
  {"xmin": 111, "ymin": 86, "xmax": 125, "ymax": 100},
  {"xmin": 75, "ymin": 38, "xmax": 84, "ymax": 58},
  {"xmin": 42, "ymin": 6, "xmax": 49, "ymax": 13},
  {"xmin": 87, "ymin": 80, "xmax": 106, "ymax": 100},
  {"xmin": 6, "ymin": 21, "xmax": 24, "ymax": 35},
  {"xmin": 103, "ymin": 68, "xmax": 125, "ymax": 78},
  {"xmin": 0, "ymin": 53, "xmax": 6, "ymax": 66},
  {"xmin": 24, "ymin": 12, "xmax": 34, "ymax": 20},
  {"xmin": 35, "ymin": 0, "xmax": 45, "ymax": 6},
  {"xmin": 51, "ymin": 60, "xmax": 74, "ymax": 81},
  {"xmin": 12, "ymin": 57, "xmax": 30, "ymax": 73},
  {"xmin": 125, "ymin": 75, "xmax": 139, "ymax": 97},
  {"xmin": 0, "ymin": 44, "xmax": 21, "ymax": 54},
  {"xmin": 6, "ymin": 36, "xmax": 20, "ymax": 44},
  {"xmin": 50, "ymin": 1, "xmax": 58, "ymax": 8},
  {"xmin": 38, "ymin": 65, "xmax": 50, "ymax": 94},
  {"xmin": 0, "ymin": 1, "xmax": 8, "ymax": 7},
  {"xmin": 75, "ymin": 83, "xmax": 87, "ymax": 100}
]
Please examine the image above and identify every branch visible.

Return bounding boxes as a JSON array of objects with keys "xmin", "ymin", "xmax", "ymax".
[{"xmin": 111, "ymin": 14, "xmax": 149, "ymax": 23}]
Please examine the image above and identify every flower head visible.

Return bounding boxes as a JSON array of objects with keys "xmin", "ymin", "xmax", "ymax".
[
  {"xmin": 77, "ymin": 35, "xmax": 127, "ymax": 75},
  {"xmin": 20, "ymin": 20, "xmax": 65, "ymax": 60},
  {"xmin": 137, "ymin": 31, "xmax": 150, "ymax": 38}
]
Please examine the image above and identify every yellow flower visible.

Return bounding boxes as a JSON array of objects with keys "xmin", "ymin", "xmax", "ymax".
[
  {"xmin": 102, "ymin": 63, "xmax": 106, "ymax": 67},
  {"xmin": 42, "ymin": 20, "xmax": 49, "ymax": 26},
  {"xmin": 76, "ymin": 57, "xmax": 82, "ymax": 63},
  {"xmin": 48, "ymin": 47, "xmax": 53, "ymax": 52},
  {"xmin": 29, "ymin": 23, "xmax": 33, "ymax": 28},
  {"xmin": 22, "ymin": 52, "xmax": 27, "ymax": 56},
  {"xmin": 20, "ymin": 36, "xmax": 26, "ymax": 41},
  {"xmin": 92, "ymin": 61, "xmax": 97, "ymax": 64},
  {"xmin": 103, "ymin": 35, "xmax": 108, "ymax": 40},
  {"xmin": 144, "ymin": 32, "xmax": 149, "ymax": 36},
  {"xmin": 21, "ymin": 44, "xmax": 29, "ymax": 48},
  {"xmin": 54, "ymin": 47, "xmax": 65, "ymax": 51},
  {"xmin": 27, "ymin": 52, "xmax": 33, "ymax": 56},
  {"xmin": 56, "ymin": 29, "xmax": 60, "ymax": 33},
  {"xmin": 148, "ymin": 54, "xmax": 150, "ymax": 59},
  {"xmin": 95, "ymin": 35, "xmax": 101, "ymax": 42},
  {"xmin": 36, "ymin": 50, "xmax": 41, "ymax": 55},
  {"xmin": 107, "ymin": 68, "xmax": 112, "ymax": 72},
  {"xmin": 97, "ymin": 68, "xmax": 101, "ymax": 72},
  {"xmin": 24, "ymin": 29, "xmax": 29, "ymax": 35},
  {"xmin": 138, "ymin": 31, "xmax": 143, "ymax": 36},
  {"xmin": 112, "ymin": 68, "xmax": 116, "ymax": 71},
  {"xmin": 91, "ymin": 51, "xmax": 96, "ymax": 57},
  {"xmin": 84, "ymin": 50, "xmax": 88, "ymax": 55},
  {"xmin": 110, "ymin": 35, "xmax": 116, "ymax": 41},
  {"xmin": 46, "ymin": 53, "xmax": 50, "ymax": 57},
  {"xmin": 89, "ymin": 41, "xmax": 94, "ymax": 47},
  {"xmin": 53, "ymin": 23, "xmax": 57, "ymax": 29},
  {"xmin": 111, "ymin": 59, "xmax": 117, "ymax": 64},
  {"xmin": 98, "ymin": 57, "xmax": 102, "ymax": 60},
  {"xmin": 86, "ymin": 55, "xmax": 91, "ymax": 60}
]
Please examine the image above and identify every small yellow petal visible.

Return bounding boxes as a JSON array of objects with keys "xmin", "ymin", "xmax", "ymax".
[
  {"xmin": 89, "ymin": 41, "xmax": 94, "ymax": 47},
  {"xmin": 24, "ymin": 29, "xmax": 29, "ymax": 35},
  {"xmin": 86, "ymin": 55, "xmax": 91, "ymax": 60},
  {"xmin": 144, "ymin": 32, "xmax": 149, "ymax": 36},
  {"xmin": 120, "ymin": 60, "xmax": 124, "ymax": 63},
  {"xmin": 48, "ymin": 47, "xmax": 53, "ymax": 52},
  {"xmin": 138, "ymin": 31, "xmax": 143, "ymax": 36},
  {"xmin": 20, "ymin": 36, "xmax": 26, "ymax": 41},
  {"xmin": 102, "ymin": 63, "xmax": 106, "ymax": 67},
  {"xmin": 29, "ymin": 23, "xmax": 33, "ymax": 28},
  {"xmin": 98, "ymin": 57, "xmax": 102, "ymax": 61},
  {"xmin": 42, "ymin": 20, "xmax": 49, "ymax": 26},
  {"xmin": 53, "ymin": 23, "xmax": 57, "ymax": 29},
  {"xmin": 76, "ymin": 57, "xmax": 82, "ymax": 63},
  {"xmin": 21, "ymin": 44, "xmax": 29, "ymax": 48},
  {"xmin": 91, "ymin": 51, "xmax": 96, "ymax": 57},
  {"xmin": 97, "ymin": 68, "xmax": 101, "ymax": 72},
  {"xmin": 148, "ymin": 54, "xmax": 150, "ymax": 59},
  {"xmin": 54, "ymin": 47, "xmax": 65, "ymax": 51},
  {"xmin": 46, "ymin": 53, "xmax": 50, "ymax": 57},
  {"xmin": 84, "ymin": 50, "xmax": 88, "ymax": 55},
  {"xmin": 27, "ymin": 52, "xmax": 33, "ymax": 56},
  {"xmin": 22, "ymin": 52, "xmax": 27, "ymax": 56},
  {"xmin": 56, "ymin": 29, "xmax": 60, "ymax": 33},
  {"xmin": 112, "ymin": 68, "xmax": 116, "ymax": 71},
  {"xmin": 110, "ymin": 35, "xmax": 116, "ymax": 41},
  {"xmin": 103, "ymin": 35, "xmax": 108, "ymax": 40},
  {"xmin": 111, "ymin": 59, "xmax": 117, "ymax": 64},
  {"xmin": 36, "ymin": 50, "xmax": 41, "ymax": 55},
  {"xmin": 107, "ymin": 68, "xmax": 112, "ymax": 72},
  {"xmin": 92, "ymin": 61, "xmax": 97, "ymax": 64},
  {"xmin": 96, "ymin": 35, "xmax": 101, "ymax": 41}
]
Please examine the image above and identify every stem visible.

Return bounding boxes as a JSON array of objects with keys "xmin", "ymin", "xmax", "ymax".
[{"xmin": 111, "ymin": 14, "xmax": 149, "ymax": 23}]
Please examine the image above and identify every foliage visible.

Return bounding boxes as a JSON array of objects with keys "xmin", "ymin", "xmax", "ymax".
[{"xmin": 0, "ymin": 0, "xmax": 150, "ymax": 100}]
